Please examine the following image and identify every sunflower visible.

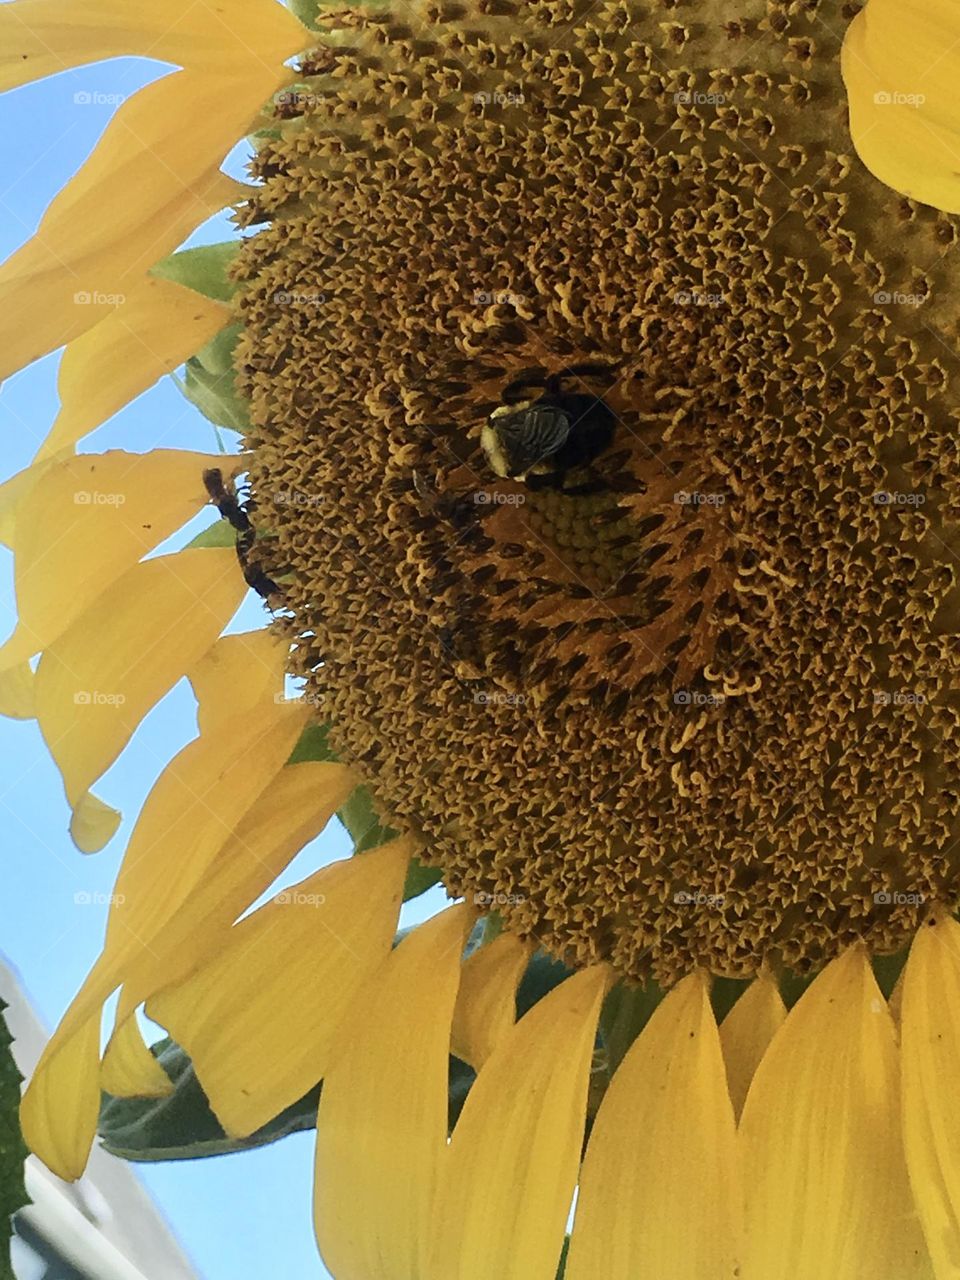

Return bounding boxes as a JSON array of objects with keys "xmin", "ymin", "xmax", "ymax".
[{"xmin": 5, "ymin": 0, "xmax": 960, "ymax": 1275}]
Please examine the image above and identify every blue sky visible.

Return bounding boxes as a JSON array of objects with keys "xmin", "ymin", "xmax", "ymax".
[{"xmin": 0, "ymin": 51, "xmax": 445, "ymax": 1279}]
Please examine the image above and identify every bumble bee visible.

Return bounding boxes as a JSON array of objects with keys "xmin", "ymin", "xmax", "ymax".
[
  {"xmin": 480, "ymin": 363, "xmax": 616, "ymax": 492},
  {"xmin": 202, "ymin": 468, "xmax": 280, "ymax": 602}
]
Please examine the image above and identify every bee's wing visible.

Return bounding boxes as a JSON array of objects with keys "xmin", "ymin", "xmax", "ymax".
[{"xmin": 499, "ymin": 405, "xmax": 571, "ymax": 472}]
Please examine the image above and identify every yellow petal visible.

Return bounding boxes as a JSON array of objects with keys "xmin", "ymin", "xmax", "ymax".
[
  {"xmin": 189, "ymin": 627, "xmax": 289, "ymax": 738},
  {"xmin": 21, "ymin": 704, "xmax": 308, "ymax": 1178},
  {"xmin": 69, "ymin": 791, "xmax": 121, "ymax": 854},
  {"xmin": 0, "ymin": 449, "xmax": 227, "ymax": 670},
  {"xmin": 429, "ymin": 966, "xmax": 607, "ymax": 1280},
  {"xmin": 0, "ymin": 68, "xmax": 268, "ymax": 379},
  {"xmin": 842, "ymin": 1, "xmax": 960, "ymax": 213},
  {"xmin": 0, "ymin": 662, "xmax": 35, "ymax": 718},
  {"xmin": 20, "ymin": 1012, "xmax": 102, "ymax": 1182},
  {"xmin": 902, "ymin": 912, "xmax": 960, "ymax": 1278},
  {"xmin": 566, "ymin": 972, "xmax": 740, "ymax": 1280},
  {"xmin": 35, "ymin": 546, "xmax": 246, "ymax": 814},
  {"xmin": 450, "ymin": 931, "xmax": 530, "ymax": 1069},
  {"xmin": 99, "ymin": 1012, "xmax": 171, "ymax": 1099},
  {"xmin": 41, "ymin": 278, "xmax": 230, "ymax": 458},
  {"xmin": 719, "ymin": 970, "xmax": 786, "ymax": 1119},
  {"xmin": 104, "ymin": 758, "xmax": 357, "ymax": 1063},
  {"xmin": 149, "ymin": 837, "xmax": 414, "ymax": 1138},
  {"xmin": 314, "ymin": 903, "xmax": 472, "ymax": 1280},
  {"xmin": 0, "ymin": 0, "xmax": 309, "ymax": 93},
  {"xmin": 740, "ymin": 946, "xmax": 929, "ymax": 1280},
  {"xmin": 0, "ymin": 449, "xmax": 69, "ymax": 550}
]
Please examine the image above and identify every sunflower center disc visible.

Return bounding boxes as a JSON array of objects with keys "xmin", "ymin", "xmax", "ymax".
[{"xmin": 236, "ymin": 0, "xmax": 960, "ymax": 983}]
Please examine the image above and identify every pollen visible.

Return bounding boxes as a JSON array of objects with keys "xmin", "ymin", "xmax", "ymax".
[{"xmin": 234, "ymin": 0, "xmax": 960, "ymax": 983}]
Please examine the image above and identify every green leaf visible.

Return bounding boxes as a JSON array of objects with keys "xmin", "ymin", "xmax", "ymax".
[
  {"xmin": 0, "ymin": 1000, "xmax": 28, "ymax": 1279},
  {"xmin": 99, "ymin": 1038, "xmax": 475, "ymax": 1160},
  {"xmin": 515, "ymin": 948, "xmax": 572, "ymax": 1019},
  {"xmin": 185, "ymin": 519, "xmax": 238, "ymax": 550},
  {"xmin": 150, "ymin": 241, "xmax": 241, "ymax": 303},
  {"xmin": 177, "ymin": 359, "xmax": 250, "ymax": 433},
  {"xmin": 288, "ymin": 0, "xmax": 324, "ymax": 28},
  {"xmin": 338, "ymin": 785, "xmax": 397, "ymax": 855},
  {"xmin": 194, "ymin": 323, "xmax": 243, "ymax": 377},
  {"xmin": 99, "ymin": 1039, "xmax": 318, "ymax": 1162},
  {"xmin": 402, "ymin": 857, "xmax": 443, "ymax": 901}
]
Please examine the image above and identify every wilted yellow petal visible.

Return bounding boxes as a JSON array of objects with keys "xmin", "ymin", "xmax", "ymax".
[
  {"xmin": 0, "ymin": 449, "xmax": 227, "ymax": 670},
  {"xmin": 189, "ymin": 627, "xmax": 288, "ymax": 737},
  {"xmin": 103, "ymin": 760, "xmax": 357, "ymax": 1091},
  {"xmin": 740, "ymin": 946, "xmax": 929, "ymax": 1280},
  {"xmin": 21, "ymin": 704, "xmax": 308, "ymax": 1179},
  {"xmin": 69, "ymin": 791, "xmax": 121, "ymax": 854},
  {"xmin": 719, "ymin": 970, "xmax": 786, "ymax": 1119},
  {"xmin": 902, "ymin": 912, "xmax": 960, "ymax": 1278},
  {"xmin": 0, "ymin": 662, "xmax": 35, "ymax": 718},
  {"xmin": 0, "ymin": 69, "xmax": 271, "ymax": 379},
  {"xmin": 842, "ymin": 0, "xmax": 960, "ymax": 213},
  {"xmin": 36, "ymin": 546, "xmax": 246, "ymax": 814},
  {"xmin": 149, "ymin": 837, "xmax": 414, "ymax": 1138},
  {"xmin": 566, "ymin": 972, "xmax": 739, "ymax": 1280},
  {"xmin": 450, "ymin": 931, "xmax": 530, "ymax": 1069},
  {"xmin": 20, "ymin": 1012, "xmax": 101, "ymax": 1182},
  {"xmin": 314, "ymin": 903, "xmax": 472, "ymax": 1280},
  {"xmin": 99, "ymin": 1013, "xmax": 171, "ymax": 1099},
  {"xmin": 430, "ymin": 966, "xmax": 607, "ymax": 1280},
  {"xmin": 0, "ymin": 0, "xmax": 308, "ymax": 92},
  {"xmin": 41, "ymin": 278, "xmax": 229, "ymax": 457}
]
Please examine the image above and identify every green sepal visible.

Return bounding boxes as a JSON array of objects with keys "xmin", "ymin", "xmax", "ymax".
[
  {"xmin": 556, "ymin": 1237, "xmax": 570, "ymax": 1280},
  {"xmin": 515, "ymin": 948, "xmax": 572, "ymax": 1019},
  {"xmin": 185, "ymin": 519, "xmax": 238, "ymax": 550},
  {"xmin": 173, "ymin": 324, "xmax": 249, "ymax": 433},
  {"xmin": 287, "ymin": 722, "xmax": 339, "ymax": 764},
  {"xmin": 0, "ymin": 1000, "xmax": 28, "ymax": 1280},
  {"xmin": 99, "ymin": 1037, "xmax": 476, "ymax": 1160},
  {"xmin": 402, "ymin": 858, "xmax": 443, "ymax": 901},
  {"xmin": 150, "ymin": 241, "xmax": 241, "ymax": 303},
  {"xmin": 339, "ymin": 785, "xmax": 397, "ymax": 855},
  {"xmin": 599, "ymin": 980, "xmax": 663, "ymax": 1077}
]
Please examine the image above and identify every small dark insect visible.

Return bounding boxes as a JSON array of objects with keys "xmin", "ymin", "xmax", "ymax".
[
  {"xmin": 202, "ymin": 468, "xmax": 280, "ymax": 601},
  {"xmin": 480, "ymin": 363, "xmax": 617, "ymax": 493}
]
